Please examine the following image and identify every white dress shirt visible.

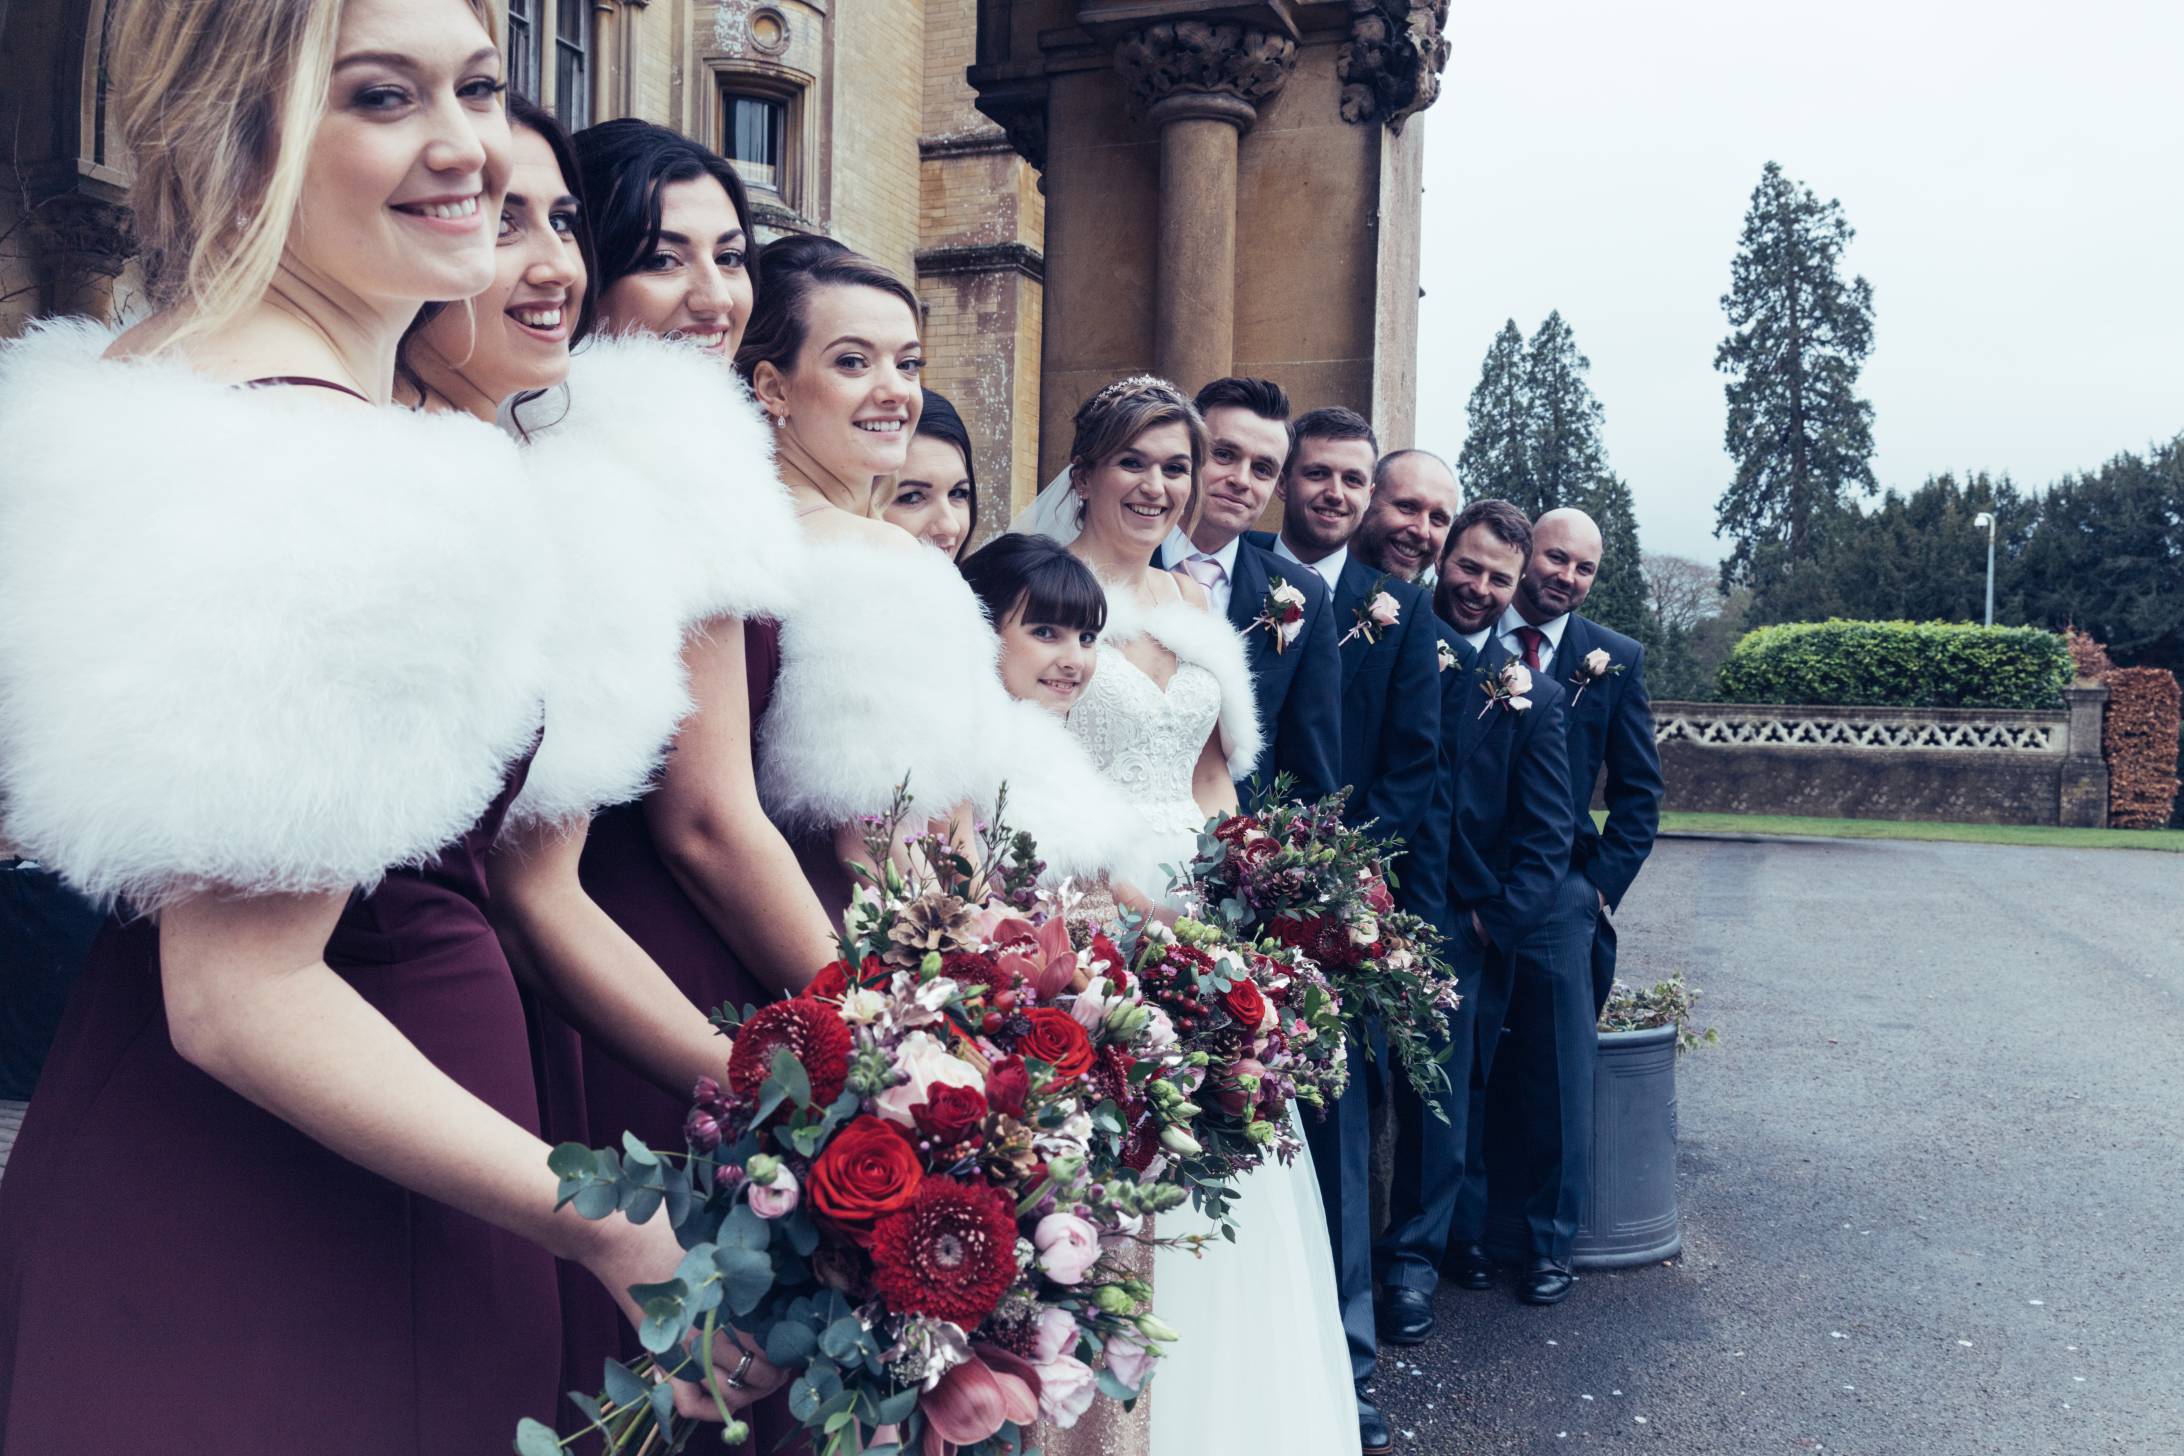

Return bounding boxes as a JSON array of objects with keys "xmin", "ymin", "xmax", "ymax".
[
  {"xmin": 1271, "ymin": 534, "xmax": 1349, "ymax": 596},
  {"xmin": 1162, "ymin": 527, "xmax": 1241, "ymax": 619},
  {"xmin": 1497, "ymin": 604, "xmax": 1570, "ymax": 673},
  {"xmin": 1461, "ymin": 625, "xmax": 1493, "ymax": 654}
]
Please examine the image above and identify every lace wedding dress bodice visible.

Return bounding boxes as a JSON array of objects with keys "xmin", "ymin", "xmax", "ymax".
[{"xmin": 1071, "ymin": 647, "xmax": 1220, "ymax": 833}]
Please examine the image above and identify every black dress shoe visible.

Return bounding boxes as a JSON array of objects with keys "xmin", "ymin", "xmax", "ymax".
[
  {"xmin": 1444, "ymin": 1241, "xmax": 1494, "ymax": 1290},
  {"xmin": 1377, "ymin": 1284, "xmax": 1435, "ymax": 1345},
  {"xmin": 1357, "ymin": 1394, "xmax": 1393, "ymax": 1456},
  {"xmin": 1520, "ymin": 1257, "xmax": 1575, "ymax": 1305}
]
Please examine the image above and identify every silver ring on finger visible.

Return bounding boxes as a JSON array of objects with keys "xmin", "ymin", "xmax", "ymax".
[{"xmin": 725, "ymin": 1349, "xmax": 757, "ymax": 1390}]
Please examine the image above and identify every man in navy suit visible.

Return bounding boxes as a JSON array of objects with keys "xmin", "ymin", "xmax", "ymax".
[
  {"xmin": 1453, "ymin": 506, "xmax": 1665, "ymax": 1303},
  {"xmin": 1154, "ymin": 377, "xmax": 1342, "ymax": 804},
  {"xmin": 1244, "ymin": 406, "xmax": 1443, "ymax": 1456},
  {"xmin": 1377, "ymin": 499, "xmax": 1574, "ymax": 1339}
]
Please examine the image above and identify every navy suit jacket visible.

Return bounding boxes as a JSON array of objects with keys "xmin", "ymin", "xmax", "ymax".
[
  {"xmin": 1430, "ymin": 627, "xmax": 1575, "ymax": 953},
  {"xmin": 1244, "ymin": 534, "xmax": 1446, "ymax": 919},
  {"xmin": 1544, "ymin": 614, "xmax": 1663, "ymax": 908},
  {"xmin": 1157, "ymin": 537, "xmax": 1342, "ymax": 804}
]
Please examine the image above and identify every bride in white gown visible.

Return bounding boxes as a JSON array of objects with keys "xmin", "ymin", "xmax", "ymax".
[{"xmin": 1013, "ymin": 376, "xmax": 1358, "ymax": 1456}]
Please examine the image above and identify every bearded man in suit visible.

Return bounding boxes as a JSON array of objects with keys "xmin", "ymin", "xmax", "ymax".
[
  {"xmin": 1377, "ymin": 499, "xmax": 1575, "ymax": 1337},
  {"xmin": 1155, "ymin": 377, "xmax": 1341, "ymax": 804},
  {"xmin": 1243, "ymin": 405, "xmax": 1445, "ymax": 1456}
]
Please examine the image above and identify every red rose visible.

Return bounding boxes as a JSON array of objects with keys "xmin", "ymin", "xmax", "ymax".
[
  {"xmin": 807, "ymin": 1115, "xmax": 924, "ymax": 1245},
  {"xmin": 803, "ymin": 955, "xmax": 888, "ymax": 1003},
  {"xmin": 913, "ymin": 1083, "xmax": 988, "ymax": 1144},
  {"xmin": 726, "ymin": 999, "xmax": 853, "ymax": 1108},
  {"xmin": 984, "ymin": 1055, "xmax": 1031, "ymax": 1119},
  {"xmin": 1016, "ymin": 1007, "xmax": 1095, "ymax": 1086},
  {"xmin": 1238, "ymin": 837, "xmax": 1280, "ymax": 870},
  {"xmin": 1220, "ymin": 977, "xmax": 1267, "ymax": 1033}
]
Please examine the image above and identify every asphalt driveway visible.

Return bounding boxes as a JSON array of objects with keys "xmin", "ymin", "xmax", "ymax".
[{"xmin": 1379, "ymin": 834, "xmax": 2184, "ymax": 1455}]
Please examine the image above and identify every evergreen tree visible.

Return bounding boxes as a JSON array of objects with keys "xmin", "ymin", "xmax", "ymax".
[
  {"xmin": 1457, "ymin": 320, "xmax": 1531, "ymax": 508},
  {"xmin": 2015, "ymin": 437, "xmax": 2184, "ymax": 672},
  {"xmin": 1522, "ymin": 310, "xmax": 1608, "ymax": 519},
  {"xmin": 1715, "ymin": 161, "xmax": 1877, "ymax": 593},
  {"xmin": 1575, "ymin": 471, "xmax": 1652, "ymax": 640}
]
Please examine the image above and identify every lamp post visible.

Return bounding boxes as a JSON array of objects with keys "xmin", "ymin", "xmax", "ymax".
[{"xmin": 1973, "ymin": 511, "xmax": 1997, "ymax": 627}]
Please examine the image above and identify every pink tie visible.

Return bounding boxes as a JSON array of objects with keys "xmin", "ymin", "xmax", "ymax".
[{"xmin": 1182, "ymin": 554, "xmax": 1227, "ymax": 590}]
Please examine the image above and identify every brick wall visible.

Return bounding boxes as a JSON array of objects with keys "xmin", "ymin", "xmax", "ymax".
[{"xmin": 828, "ymin": 0, "xmax": 925, "ymax": 275}]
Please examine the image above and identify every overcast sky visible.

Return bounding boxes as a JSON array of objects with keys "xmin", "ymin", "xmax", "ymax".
[{"xmin": 1414, "ymin": 0, "xmax": 2184, "ymax": 566}]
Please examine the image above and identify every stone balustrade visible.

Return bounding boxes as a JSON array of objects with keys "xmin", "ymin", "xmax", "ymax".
[{"xmin": 1645, "ymin": 687, "xmax": 2110, "ymax": 827}]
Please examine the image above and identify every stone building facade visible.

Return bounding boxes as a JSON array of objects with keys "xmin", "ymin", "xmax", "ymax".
[{"xmin": 1, "ymin": 0, "xmax": 1445, "ymax": 536}]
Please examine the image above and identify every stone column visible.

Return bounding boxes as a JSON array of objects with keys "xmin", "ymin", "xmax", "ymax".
[
  {"xmin": 2059, "ymin": 682, "xmax": 2111, "ymax": 827},
  {"xmin": 1115, "ymin": 21, "xmax": 1294, "ymax": 388}
]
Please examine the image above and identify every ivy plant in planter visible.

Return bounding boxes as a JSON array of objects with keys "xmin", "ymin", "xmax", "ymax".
[{"xmin": 1485, "ymin": 977, "xmax": 1717, "ymax": 1270}]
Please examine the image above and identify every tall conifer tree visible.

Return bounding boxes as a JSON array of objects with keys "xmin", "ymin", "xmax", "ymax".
[
  {"xmin": 1522, "ymin": 310, "xmax": 1608, "ymax": 519},
  {"xmin": 1458, "ymin": 320, "xmax": 1531, "ymax": 509},
  {"xmin": 1715, "ymin": 161, "xmax": 1877, "ymax": 593},
  {"xmin": 1575, "ymin": 472, "xmax": 1652, "ymax": 639}
]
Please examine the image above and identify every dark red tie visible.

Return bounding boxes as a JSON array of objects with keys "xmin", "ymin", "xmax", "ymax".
[{"xmin": 1516, "ymin": 626, "xmax": 1547, "ymax": 672}]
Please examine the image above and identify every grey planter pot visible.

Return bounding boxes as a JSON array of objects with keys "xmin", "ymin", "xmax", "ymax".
[{"xmin": 1482, "ymin": 1022, "xmax": 1682, "ymax": 1270}]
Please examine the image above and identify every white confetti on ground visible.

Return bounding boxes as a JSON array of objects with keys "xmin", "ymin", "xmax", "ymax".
[
  {"xmin": 1830, "ymin": 1331, "xmax": 1847, "ymax": 1339},
  {"xmin": 2074, "ymin": 1376, "xmax": 2087, "ymax": 1383},
  {"xmin": 1635, "ymin": 1416, "xmax": 1648, "ymax": 1424},
  {"xmin": 1580, "ymin": 1394, "xmax": 1594, "ymax": 1402},
  {"xmin": 1957, "ymin": 1340, "xmax": 1974, "ymax": 1347},
  {"xmin": 2029, "ymin": 1299, "xmax": 2045, "ymax": 1306}
]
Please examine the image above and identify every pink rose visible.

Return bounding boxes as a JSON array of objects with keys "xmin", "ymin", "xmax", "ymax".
[
  {"xmin": 1030, "ymin": 1306, "xmax": 1081, "ymax": 1365},
  {"xmin": 1368, "ymin": 591, "xmax": 1400, "ymax": 627},
  {"xmin": 1035, "ymin": 1354, "xmax": 1099, "ymax": 1429},
  {"xmin": 1501, "ymin": 662, "xmax": 1533, "ymax": 696},
  {"xmin": 1034, "ymin": 1211, "xmax": 1102, "ymax": 1283},
  {"xmin": 748, "ymin": 1164, "xmax": 800, "ymax": 1219},
  {"xmin": 1102, "ymin": 1332, "xmax": 1157, "ymax": 1395},
  {"xmin": 1583, "ymin": 647, "xmax": 1612, "ymax": 677},
  {"xmin": 875, "ymin": 1030, "xmax": 986, "ymax": 1128}
]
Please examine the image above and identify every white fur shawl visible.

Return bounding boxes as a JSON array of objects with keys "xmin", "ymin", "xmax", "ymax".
[
  {"xmin": 984, "ymin": 698, "xmax": 1146, "ymax": 888},
  {"xmin": 759, "ymin": 535, "xmax": 1011, "ymax": 830},
  {"xmin": 1100, "ymin": 589, "xmax": 1265, "ymax": 780},
  {"xmin": 504, "ymin": 334, "xmax": 804, "ymax": 829},
  {"xmin": 0, "ymin": 320, "xmax": 549, "ymax": 909}
]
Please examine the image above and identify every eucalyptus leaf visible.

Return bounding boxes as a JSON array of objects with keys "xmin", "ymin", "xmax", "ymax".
[
  {"xmin": 567, "ymin": 1391, "xmax": 606, "ymax": 1430},
  {"xmin": 663, "ymin": 1176, "xmax": 693, "ymax": 1228},
  {"xmin": 547, "ymin": 1143, "xmax": 597, "ymax": 1180},
  {"xmin": 638, "ymin": 1300, "xmax": 683, "ymax": 1355},
  {"xmin": 818, "ymin": 1316, "xmax": 866, "ymax": 1362},
  {"xmin": 765, "ymin": 1318, "xmax": 818, "ymax": 1367},
  {"xmin": 571, "ymin": 1182, "xmax": 619, "ymax": 1221},
  {"xmin": 514, "ymin": 1417, "xmax": 564, "ymax": 1456},
  {"xmin": 788, "ymin": 1377, "xmax": 821, "ymax": 1422},
  {"xmin": 621, "ymin": 1131, "xmax": 660, "ymax": 1167},
  {"xmin": 647, "ymin": 1379, "xmax": 676, "ymax": 1433},
  {"xmin": 713, "ymin": 1244, "xmax": 774, "ymax": 1315},
  {"xmin": 1095, "ymin": 1366, "xmax": 1139, "ymax": 1402},
  {"xmin": 721, "ymin": 1203, "xmax": 771, "ymax": 1252},
  {"xmin": 770, "ymin": 1047, "xmax": 812, "ymax": 1107},
  {"xmin": 621, "ymin": 1184, "xmax": 664, "ymax": 1225},
  {"xmin": 873, "ymin": 1387, "xmax": 919, "ymax": 1424},
  {"xmin": 628, "ymin": 1278, "xmax": 689, "ymax": 1308},
  {"xmin": 601, "ymin": 1359, "xmax": 647, "ymax": 1411},
  {"xmin": 784, "ymin": 1211, "xmax": 821, "ymax": 1257}
]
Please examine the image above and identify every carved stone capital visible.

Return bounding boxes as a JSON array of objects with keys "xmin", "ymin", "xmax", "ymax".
[
  {"xmin": 1337, "ymin": 0, "xmax": 1450, "ymax": 133},
  {"xmin": 1114, "ymin": 21, "xmax": 1297, "ymax": 123}
]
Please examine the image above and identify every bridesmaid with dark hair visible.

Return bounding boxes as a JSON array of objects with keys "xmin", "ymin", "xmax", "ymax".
[
  {"xmin": 0, "ymin": 1, "xmax": 781, "ymax": 1450},
  {"xmin": 534, "ymin": 122, "xmax": 827, "ymax": 1436},
  {"xmin": 883, "ymin": 386, "xmax": 980, "ymax": 559}
]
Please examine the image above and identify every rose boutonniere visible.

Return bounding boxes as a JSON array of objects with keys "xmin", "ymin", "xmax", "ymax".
[
  {"xmin": 1477, "ymin": 660, "xmax": 1534, "ymax": 719},
  {"xmin": 1250, "ymin": 576, "xmax": 1309, "ymax": 653},
  {"xmin": 1435, "ymin": 638, "xmax": 1458, "ymax": 674},
  {"xmin": 1340, "ymin": 577, "xmax": 1401, "ymax": 647},
  {"xmin": 1568, "ymin": 646, "xmax": 1624, "ymax": 705}
]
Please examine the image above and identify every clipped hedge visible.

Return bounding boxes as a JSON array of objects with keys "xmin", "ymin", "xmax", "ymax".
[
  {"xmin": 2103, "ymin": 667, "xmax": 2182, "ymax": 829},
  {"xmin": 1716, "ymin": 620, "xmax": 2073, "ymax": 710}
]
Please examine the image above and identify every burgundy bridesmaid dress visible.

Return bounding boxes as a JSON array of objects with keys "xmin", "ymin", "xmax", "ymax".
[
  {"xmin": 0, "ymin": 753, "xmax": 561, "ymax": 1456},
  {"xmin": 547, "ymin": 616, "xmax": 805, "ymax": 1447}
]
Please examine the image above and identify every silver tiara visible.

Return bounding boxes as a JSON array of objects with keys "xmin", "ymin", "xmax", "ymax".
[{"xmin": 1088, "ymin": 373, "xmax": 1182, "ymax": 409}]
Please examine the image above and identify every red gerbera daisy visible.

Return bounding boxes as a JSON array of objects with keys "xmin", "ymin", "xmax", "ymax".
[
  {"xmin": 870, "ymin": 1176, "xmax": 1022, "ymax": 1328},
  {"xmin": 726, "ymin": 998, "xmax": 853, "ymax": 1107}
]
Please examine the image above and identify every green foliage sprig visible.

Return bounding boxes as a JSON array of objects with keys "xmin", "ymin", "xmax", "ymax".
[{"xmin": 1598, "ymin": 976, "xmax": 1719, "ymax": 1055}]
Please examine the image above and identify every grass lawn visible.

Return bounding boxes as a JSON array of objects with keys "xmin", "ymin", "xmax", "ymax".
[{"xmin": 1646, "ymin": 810, "xmax": 2184, "ymax": 853}]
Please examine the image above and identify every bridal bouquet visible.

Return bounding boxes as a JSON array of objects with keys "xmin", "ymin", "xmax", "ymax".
[
  {"xmin": 1193, "ymin": 779, "xmax": 1462, "ymax": 1115},
  {"xmin": 1122, "ymin": 917, "xmax": 1347, "ymax": 1220},
  {"xmin": 520, "ymin": 792, "xmax": 1232, "ymax": 1456}
]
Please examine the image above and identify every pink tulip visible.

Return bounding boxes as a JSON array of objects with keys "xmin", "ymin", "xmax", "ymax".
[{"xmin": 923, "ymin": 1346, "xmax": 1043, "ymax": 1449}]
